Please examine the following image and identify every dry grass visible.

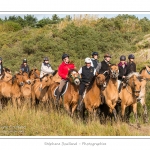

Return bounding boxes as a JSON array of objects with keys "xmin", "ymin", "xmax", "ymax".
[{"xmin": 0, "ymin": 104, "xmax": 149, "ymax": 136}]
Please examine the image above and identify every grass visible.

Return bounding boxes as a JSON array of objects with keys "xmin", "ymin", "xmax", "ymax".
[{"xmin": 0, "ymin": 104, "xmax": 150, "ymax": 136}]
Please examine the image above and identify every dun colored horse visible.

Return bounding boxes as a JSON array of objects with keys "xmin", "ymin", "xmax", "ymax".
[
  {"xmin": 119, "ymin": 72, "xmax": 141, "ymax": 127},
  {"xmin": 139, "ymin": 65, "xmax": 150, "ymax": 123},
  {"xmin": 29, "ymin": 68, "xmax": 40, "ymax": 80},
  {"xmin": 20, "ymin": 72, "xmax": 32, "ymax": 108},
  {"xmin": 0, "ymin": 68, "xmax": 12, "ymax": 82},
  {"xmin": 48, "ymin": 69, "xmax": 80, "ymax": 117},
  {"xmin": 82, "ymin": 74, "xmax": 106, "ymax": 120},
  {"xmin": 0, "ymin": 73, "xmax": 23, "ymax": 109},
  {"xmin": 31, "ymin": 74, "xmax": 53, "ymax": 110},
  {"xmin": 101, "ymin": 64, "xmax": 119, "ymax": 123}
]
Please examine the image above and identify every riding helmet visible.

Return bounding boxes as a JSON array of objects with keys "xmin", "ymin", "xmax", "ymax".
[
  {"xmin": 92, "ymin": 52, "xmax": 98, "ymax": 56},
  {"xmin": 120, "ymin": 55, "xmax": 126, "ymax": 61},
  {"xmin": 23, "ymin": 58, "xmax": 27, "ymax": 63},
  {"xmin": 128, "ymin": 54, "xmax": 135, "ymax": 59},
  {"xmin": 85, "ymin": 57, "xmax": 92, "ymax": 63},
  {"xmin": 62, "ymin": 53, "xmax": 69, "ymax": 60},
  {"xmin": 44, "ymin": 57, "xmax": 49, "ymax": 61},
  {"xmin": 0, "ymin": 57, "xmax": 2, "ymax": 61},
  {"xmin": 104, "ymin": 53, "xmax": 111, "ymax": 58}
]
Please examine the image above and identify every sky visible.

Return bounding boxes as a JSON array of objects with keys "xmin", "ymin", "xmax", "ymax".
[{"xmin": 0, "ymin": 13, "xmax": 150, "ymax": 20}]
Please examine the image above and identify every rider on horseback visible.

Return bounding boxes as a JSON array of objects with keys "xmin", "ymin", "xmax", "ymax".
[
  {"xmin": 96, "ymin": 53, "xmax": 111, "ymax": 75},
  {"xmin": 40, "ymin": 57, "xmax": 54, "ymax": 78},
  {"xmin": 91, "ymin": 52, "xmax": 99, "ymax": 69},
  {"xmin": 126, "ymin": 54, "xmax": 136, "ymax": 75},
  {"xmin": 77, "ymin": 57, "xmax": 96, "ymax": 111},
  {"xmin": 55, "ymin": 53, "xmax": 75, "ymax": 106},
  {"xmin": 118, "ymin": 55, "xmax": 128, "ymax": 92},
  {"xmin": 20, "ymin": 58, "xmax": 30, "ymax": 73}
]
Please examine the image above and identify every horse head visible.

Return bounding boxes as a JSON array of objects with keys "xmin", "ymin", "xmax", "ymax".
[
  {"xmin": 68, "ymin": 69, "xmax": 80, "ymax": 85},
  {"xmin": 127, "ymin": 73, "xmax": 141, "ymax": 98},
  {"xmin": 39, "ymin": 74, "xmax": 53, "ymax": 90},
  {"xmin": 22, "ymin": 72, "xmax": 32, "ymax": 85},
  {"xmin": 109, "ymin": 64, "xmax": 119, "ymax": 79},
  {"xmin": 29, "ymin": 68, "xmax": 40, "ymax": 80},
  {"xmin": 1, "ymin": 68, "xmax": 12, "ymax": 82},
  {"xmin": 96, "ymin": 74, "xmax": 106, "ymax": 87},
  {"xmin": 13, "ymin": 73, "xmax": 24, "ymax": 86}
]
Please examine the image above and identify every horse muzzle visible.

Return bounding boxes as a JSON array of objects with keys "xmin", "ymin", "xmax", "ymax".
[{"xmin": 74, "ymin": 78, "xmax": 80, "ymax": 85}]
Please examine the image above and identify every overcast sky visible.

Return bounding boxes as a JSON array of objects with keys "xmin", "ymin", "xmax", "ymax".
[{"xmin": 0, "ymin": 14, "xmax": 150, "ymax": 20}]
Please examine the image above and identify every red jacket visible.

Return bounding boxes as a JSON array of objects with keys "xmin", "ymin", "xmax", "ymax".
[{"xmin": 58, "ymin": 62, "xmax": 75, "ymax": 80}]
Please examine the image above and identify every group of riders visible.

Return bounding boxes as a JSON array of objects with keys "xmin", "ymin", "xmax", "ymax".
[{"xmin": 0, "ymin": 52, "xmax": 136, "ymax": 110}]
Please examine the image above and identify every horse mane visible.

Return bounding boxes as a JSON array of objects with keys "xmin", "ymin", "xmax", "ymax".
[
  {"xmin": 110, "ymin": 64, "xmax": 117, "ymax": 67},
  {"xmin": 139, "ymin": 66, "xmax": 150, "ymax": 74},
  {"xmin": 3, "ymin": 67, "xmax": 11, "ymax": 72},
  {"xmin": 40, "ymin": 74, "xmax": 49, "ymax": 80},
  {"xmin": 86, "ymin": 76, "xmax": 96, "ymax": 92},
  {"xmin": 127, "ymin": 72, "xmax": 140, "ymax": 79}
]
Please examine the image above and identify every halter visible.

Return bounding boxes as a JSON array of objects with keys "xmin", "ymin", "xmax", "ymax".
[
  {"xmin": 126, "ymin": 83, "xmax": 140, "ymax": 96},
  {"xmin": 69, "ymin": 71, "xmax": 80, "ymax": 83},
  {"xmin": 146, "ymin": 67, "xmax": 150, "ymax": 75}
]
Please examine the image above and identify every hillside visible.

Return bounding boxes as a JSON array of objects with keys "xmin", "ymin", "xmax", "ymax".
[{"xmin": 0, "ymin": 14, "xmax": 150, "ymax": 72}]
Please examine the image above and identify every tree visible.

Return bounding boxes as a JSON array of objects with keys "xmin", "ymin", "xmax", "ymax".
[{"xmin": 24, "ymin": 15, "xmax": 38, "ymax": 27}]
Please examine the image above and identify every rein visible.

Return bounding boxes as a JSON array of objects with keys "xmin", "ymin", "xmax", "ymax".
[{"xmin": 126, "ymin": 84, "xmax": 140, "ymax": 96}]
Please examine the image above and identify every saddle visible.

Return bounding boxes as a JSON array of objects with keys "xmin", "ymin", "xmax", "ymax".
[{"xmin": 54, "ymin": 82, "xmax": 68, "ymax": 97}]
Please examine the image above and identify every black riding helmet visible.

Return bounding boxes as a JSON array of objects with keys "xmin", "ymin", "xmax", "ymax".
[
  {"xmin": 0, "ymin": 57, "xmax": 2, "ymax": 61},
  {"xmin": 120, "ymin": 55, "xmax": 126, "ymax": 61},
  {"xmin": 128, "ymin": 54, "xmax": 135, "ymax": 59},
  {"xmin": 44, "ymin": 57, "xmax": 49, "ymax": 61},
  {"xmin": 92, "ymin": 52, "xmax": 98, "ymax": 56},
  {"xmin": 62, "ymin": 54, "xmax": 69, "ymax": 60},
  {"xmin": 23, "ymin": 58, "xmax": 27, "ymax": 63}
]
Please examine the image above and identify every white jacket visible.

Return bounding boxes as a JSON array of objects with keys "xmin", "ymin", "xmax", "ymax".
[{"xmin": 40, "ymin": 63, "xmax": 54, "ymax": 78}]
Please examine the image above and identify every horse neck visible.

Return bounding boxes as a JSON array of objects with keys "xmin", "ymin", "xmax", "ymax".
[
  {"xmin": 68, "ymin": 81, "xmax": 79, "ymax": 93},
  {"xmin": 12, "ymin": 80, "xmax": 20, "ymax": 89},
  {"xmin": 141, "ymin": 69, "xmax": 150, "ymax": 79},
  {"xmin": 108, "ymin": 78, "xmax": 118, "ymax": 88},
  {"xmin": 91, "ymin": 79, "xmax": 101, "ymax": 95}
]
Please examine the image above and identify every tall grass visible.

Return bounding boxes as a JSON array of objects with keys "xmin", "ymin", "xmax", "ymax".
[{"xmin": 0, "ymin": 104, "xmax": 149, "ymax": 136}]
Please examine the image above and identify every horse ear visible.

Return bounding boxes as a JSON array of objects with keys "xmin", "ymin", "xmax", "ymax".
[{"xmin": 95, "ymin": 71, "xmax": 99, "ymax": 76}]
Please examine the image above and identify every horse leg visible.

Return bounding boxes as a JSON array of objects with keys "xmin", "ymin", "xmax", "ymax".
[
  {"xmin": 133, "ymin": 103, "xmax": 140, "ymax": 128},
  {"xmin": 11, "ymin": 97, "xmax": 17, "ymax": 109},
  {"xmin": 64, "ymin": 103, "xmax": 72, "ymax": 117},
  {"xmin": 71, "ymin": 103, "xmax": 78, "ymax": 118},
  {"xmin": 121, "ymin": 103, "xmax": 126, "ymax": 122},
  {"xmin": 112, "ymin": 108, "xmax": 118, "ymax": 123},
  {"xmin": 143, "ymin": 104, "xmax": 148, "ymax": 123},
  {"xmin": 17, "ymin": 97, "xmax": 21, "ymax": 109},
  {"xmin": 125, "ymin": 106, "xmax": 132, "ymax": 124}
]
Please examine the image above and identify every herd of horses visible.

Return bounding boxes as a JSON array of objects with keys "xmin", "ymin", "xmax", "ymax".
[{"xmin": 0, "ymin": 65, "xmax": 150, "ymax": 127}]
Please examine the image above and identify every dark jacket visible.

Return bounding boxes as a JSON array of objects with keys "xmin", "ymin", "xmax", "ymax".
[
  {"xmin": 126, "ymin": 61, "xmax": 136, "ymax": 75},
  {"xmin": 98, "ymin": 60, "xmax": 111, "ymax": 74},
  {"xmin": 118, "ymin": 62, "xmax": 128, "ymax": 80},
  {"xmin": 0, "ymin": 63, "xmax": 3, "ymax": 75},
  {"xmin": 81, "ymin": 66, "xmax": 95, "ymax": 84},
  {"xmin": 20, "ymin": 64, "xmax": 30, "ymax": 73},
  {"xmin": 91, "ymin": 58, "xmax": 99, "ymax": 69}
]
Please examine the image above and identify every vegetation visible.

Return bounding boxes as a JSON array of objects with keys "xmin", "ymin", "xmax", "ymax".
[{"xmin": 0, "ymin": 14, "xmax": 150, "ymax": 135}]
